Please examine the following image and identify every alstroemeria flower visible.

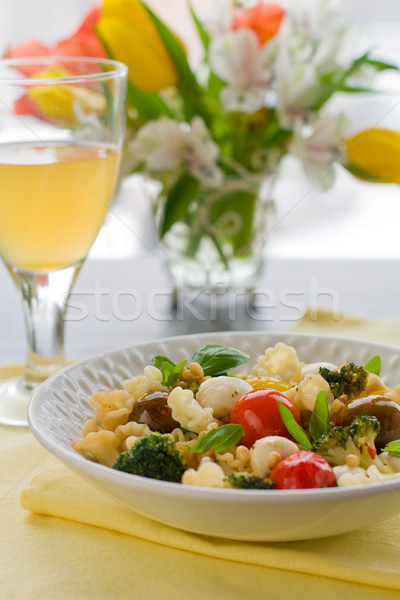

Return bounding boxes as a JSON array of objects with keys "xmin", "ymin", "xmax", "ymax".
[
  {"xmin": 96, "ymin": 0, "xmax": 178, "ymax": 92},
  {"xmin": 129, "ymin": 117, "xmax": 223, "ymax": 187},
  {"xmin": 209, "ymin": 29, "xmax": 273, "ymax": 112},
  {"xmin": 283, "ymin": 0, "xmax": 354, "ymax": 72},
  {"xmin": 290, "ymin": 114, "xmax": 348, "ymax": 190},
  {"xmin": 346, "ymin": 128, "xmax": 400, "ymax": 184},
  {"xmin": 232, "ymin": 3, "xmax": 286, "ymax": 47},
  {"xmin": 273, "ymin": 55, "xmax": 324, "ymax": 126}
]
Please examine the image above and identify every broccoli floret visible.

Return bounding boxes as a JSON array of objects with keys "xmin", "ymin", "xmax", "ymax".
[
  {"xmin": 319, "ymin": 362, "xmax": 368, "ymax": 400},
  {"xmin": 113, "ymin": 432, "xmax": 187, "ymax": 483},
  {"xmin": 226, "ymin": 472, "xmax": 275, "ymax": 490},
  {"xmin": 312, "ymin": 415, "xmax": 392, "ymax": 474}
]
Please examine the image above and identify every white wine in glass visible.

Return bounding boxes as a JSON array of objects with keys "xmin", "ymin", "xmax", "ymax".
[{"xmin": 0, "ymin": 57, "xmax": 127, "ymax": 426}]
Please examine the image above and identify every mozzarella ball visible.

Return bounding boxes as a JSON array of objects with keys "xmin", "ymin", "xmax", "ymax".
[
  {"xmin": 196, "ymin": 376, "xmax": 252, "ymax": 418},
  {"xmin": 250, "ymin": 435, "xmax": 299, "ymax": 478}
]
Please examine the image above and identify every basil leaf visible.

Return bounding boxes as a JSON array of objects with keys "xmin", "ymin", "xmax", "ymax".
[
  {"xmin": 383, "ymin": 440, "xmax": 400, "ymax": 458},
  {"xmin": 152, "ymin": 356, "xmax": 187, "ymax": 387},
  {"xmin": 188, "ymin": 424, "xmax": 243, "ymax": 454},
  {"xmin": 309, "ymin": 391, "xmax": 330, "ymax": 442},
  {"xmin": 152, "ymin": 356, "xmax": 175, "ymax": 369},
  {"xmin": 277, "ymin": 401, "xmax": 312, "ymax": 450},
  {"xmin": 364, "ymin": 355, "xmax": 381, "ymax": 376},
  {"xmin": 192, "ymin": 344, "xmax": 249, "ymax": 376}
]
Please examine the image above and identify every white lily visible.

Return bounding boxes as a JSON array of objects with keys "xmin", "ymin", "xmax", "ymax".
[
  {"xmin": 209, "ymin": 29, "xmax": 273, "ymax": 112},
  {"xmin": 290, "ymin": 113, "xmax": 348, "ymax": 190},
  {"xmin": 128, "ymin": 117, "xmax": 223, "ymax": 188}
]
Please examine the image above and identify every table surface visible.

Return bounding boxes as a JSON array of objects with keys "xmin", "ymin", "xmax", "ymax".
[
  {"xmin": 2, "ymin": 256, "xmax": 400, "ymax": 366},
  {"xmin": 2, "ymin": 256, "xmax": 400, "ymax": 600}
]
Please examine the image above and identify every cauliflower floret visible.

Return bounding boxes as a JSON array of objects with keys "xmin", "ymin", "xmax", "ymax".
[
  {"xmin": 333, "ymin": 465, "xmax": 374, "ymax": 486},
  {"xmin": 182, "ymin": 460, "xmax": 225, "ymax": 488},
  {"xmin": 123, "ymin": 365, "xmax": 167, "ymax": 399},
  {"xmin": 196, "ymin": 376, "xmax": 252, "ymax": 418},
  {"xmin": 364, "ymin": 373, "xmax": 390, "ymax": 396},
  {"xmin": 285, "ymin": 373, "xmax": 334, "ymax": 411},
  {"xmin": 388, "ymin": 384, "xmax": 400, "ymax": 405},
  {"xmin": 300, "ymin": 362, "xmax": 337, "ymax": 379},
  {"xmin": 334, "ymin": 464, "xmax": 400, "ymax": 486},
  {"xmin": 379, "ymin": 452, "xmax": 400, "ymax": 473},
  {"xmin": 167, "ymin": 386, "xmax": 216, "ymax": 434},
  {"xmin": 253, "ymin": 343, "xmax": 299, "ymax": 383},
  {"xmin": 250, "ymin": 436, "xmax": 299, "ymax": 477}
]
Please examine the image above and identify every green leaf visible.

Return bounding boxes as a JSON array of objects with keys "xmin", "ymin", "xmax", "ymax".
[
  {"xmin": 364, "ymin": 56, "xmax": 399, "ymax": 72},
  {"xmin": 140, "ymin": 2, "xmax": 197, "ymax": 86},
  {"xmin": 152, "ymin": 355, "xmax": 175, "ymax": 369},
  {"xmin": 277, "ymin": 401, "xmax": 312, "ymax": 450},
  {"xmin": 383, "ymin": 440, "xmax": 400, "ymax": 458},
  {"xmin": 192, "ymin": 345, "xmax": 250, "ymax": 376},
  {"xmin": 96, "ymin": 29, "xmax": 173, "ymax": 121},
  {"xmin": 337, "ymin": 85, "xmax": 375, "ymax": 94},
  {"xmin": 208, "ymin": 71, "xmax": 225, "ymax": 101},
  {"xmin": 309, "ymin": 391, "xmax": 330, "ymax": 442},
  {"xmin": 208, "ymin": 188, "xmax": 258, "ymax": 256},
  {"xmin": 188, "ymin": 424, "xmax": 244, "ymax": 453},
  {"xmin": 152, "ymin": 355, "xmax": 187, "ymax": 387},
  {"xmin": 364, "ymin": 355, "xmax": 381, "ymax": 376},
  {"xmin": 160, "ymin": 172, "xmax": 200, "ymax": 237},
  {"xmin": 126, "ymin": 80, "xmax": 173, "ymax": 120},
  {"xmin": 140, "ymin": 1, "xmax": 209, "ymax": 122},
  {"xmin": 189, "ymin": 2, "xmax": 210, "ymax": 51}
]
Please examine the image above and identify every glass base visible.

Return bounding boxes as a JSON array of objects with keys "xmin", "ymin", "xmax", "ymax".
[{"xmin": 0, "ymin": 377, "xmax": 36, "ymax": 427}]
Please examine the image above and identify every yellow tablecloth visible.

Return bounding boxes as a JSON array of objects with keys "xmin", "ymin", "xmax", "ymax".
[{"xmin": 3, "ymin": 315, "xmax": 400, "ymax": 599}]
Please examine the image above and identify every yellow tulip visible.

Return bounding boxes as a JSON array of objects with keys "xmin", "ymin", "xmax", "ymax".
[
  {"xmin": 346, "ymin": 128, "xmax": 400, "ymax": 184},
  {"xmin": 96, "ymin": 0, "xmax": 178, "ymax": 92},
  {"xmin": 29, "ymin": 66, "xmax": 106, "ymax": 125}
]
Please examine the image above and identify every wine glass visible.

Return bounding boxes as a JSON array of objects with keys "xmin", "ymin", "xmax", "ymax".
[{"xmin": 0, "ymin": 57, "xmax": 127, "ymax": 426}]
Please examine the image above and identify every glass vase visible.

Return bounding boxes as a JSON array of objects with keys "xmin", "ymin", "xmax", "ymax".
[{"xmin": 153, "ymin": 175, "xmax": 276, "ymax": 290}]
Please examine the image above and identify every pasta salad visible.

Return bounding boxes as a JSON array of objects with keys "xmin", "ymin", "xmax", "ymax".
[{"xmin": 73, "ymin": 343, "xmax": 400, "ymax": 490}]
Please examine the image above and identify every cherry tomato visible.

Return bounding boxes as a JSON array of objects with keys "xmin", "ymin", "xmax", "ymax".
[
  {"xmin": 230, "ymin": 388, "xmax": 301, "ymax": 448},
  {"xmin": 340, "ymin": 395, "xmax": 400, "ymax": 451},
  {"xmin": 270, "ymin": 451, "xmax": 336, "ymax": 489},
  {"xmin": 130, "ymin": 391, "xmax": 179, "ymax": 433}
]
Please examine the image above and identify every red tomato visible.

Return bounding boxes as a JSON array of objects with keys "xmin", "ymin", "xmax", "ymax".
[
  {"xmin": 230, "ymin": 388, "xmax": 301, "ymax": 448},
  {"xmin": 270, "ymin": 451, "xmax": 336, "ymax": 490}
]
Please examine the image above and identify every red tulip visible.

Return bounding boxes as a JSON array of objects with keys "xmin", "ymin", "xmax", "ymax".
[
  {"xmin": 4, "ymin": 7, "xmax": 106, "ymax": 74},
  {"xmin": 232, "ymin": 3, "xmax": 286, "ymax": 46},
  {"xmin": 53, "ymin": 7, "xmax": 107, "ymax": 62},
  {"xmin": 4, "ymin": 41, "xmax": 50, "ymax": 75}
]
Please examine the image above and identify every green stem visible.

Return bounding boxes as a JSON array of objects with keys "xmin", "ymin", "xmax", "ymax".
[{"xmin": 209, "ymin": 233, "xmax": 230, "ymax": 270}]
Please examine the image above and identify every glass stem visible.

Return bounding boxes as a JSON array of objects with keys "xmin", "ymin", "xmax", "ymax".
[{"xmin": 6, "ymin": 262, "xmax": 83, "ymax": 389}]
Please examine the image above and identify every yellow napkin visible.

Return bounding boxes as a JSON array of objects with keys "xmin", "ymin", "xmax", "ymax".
[
  {"xmin": 5, "ymin": 311, "xmax": 400, "ymax": 599},
  {"xmin": 20, "ymin": 466, "xmax": 400, "ymax": 595},
  {"xmin": 292, "ymin": 308, "xmax": 400, "ymax": 346}
]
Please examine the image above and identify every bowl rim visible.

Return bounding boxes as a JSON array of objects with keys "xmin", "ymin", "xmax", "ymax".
[{"xmin": 28, "ymin": 330, "xmax": 400, "ymax": 504}]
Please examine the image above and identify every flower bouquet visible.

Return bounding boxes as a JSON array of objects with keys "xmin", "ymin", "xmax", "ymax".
[{"xmin": 8, "ymin": 0, "xmax": 400, "ymax": 288}]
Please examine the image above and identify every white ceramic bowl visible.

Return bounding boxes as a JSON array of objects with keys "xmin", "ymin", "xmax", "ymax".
[{"xmin": 28, "ymin": 331, "xmax": 400, "ymax": 542}]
